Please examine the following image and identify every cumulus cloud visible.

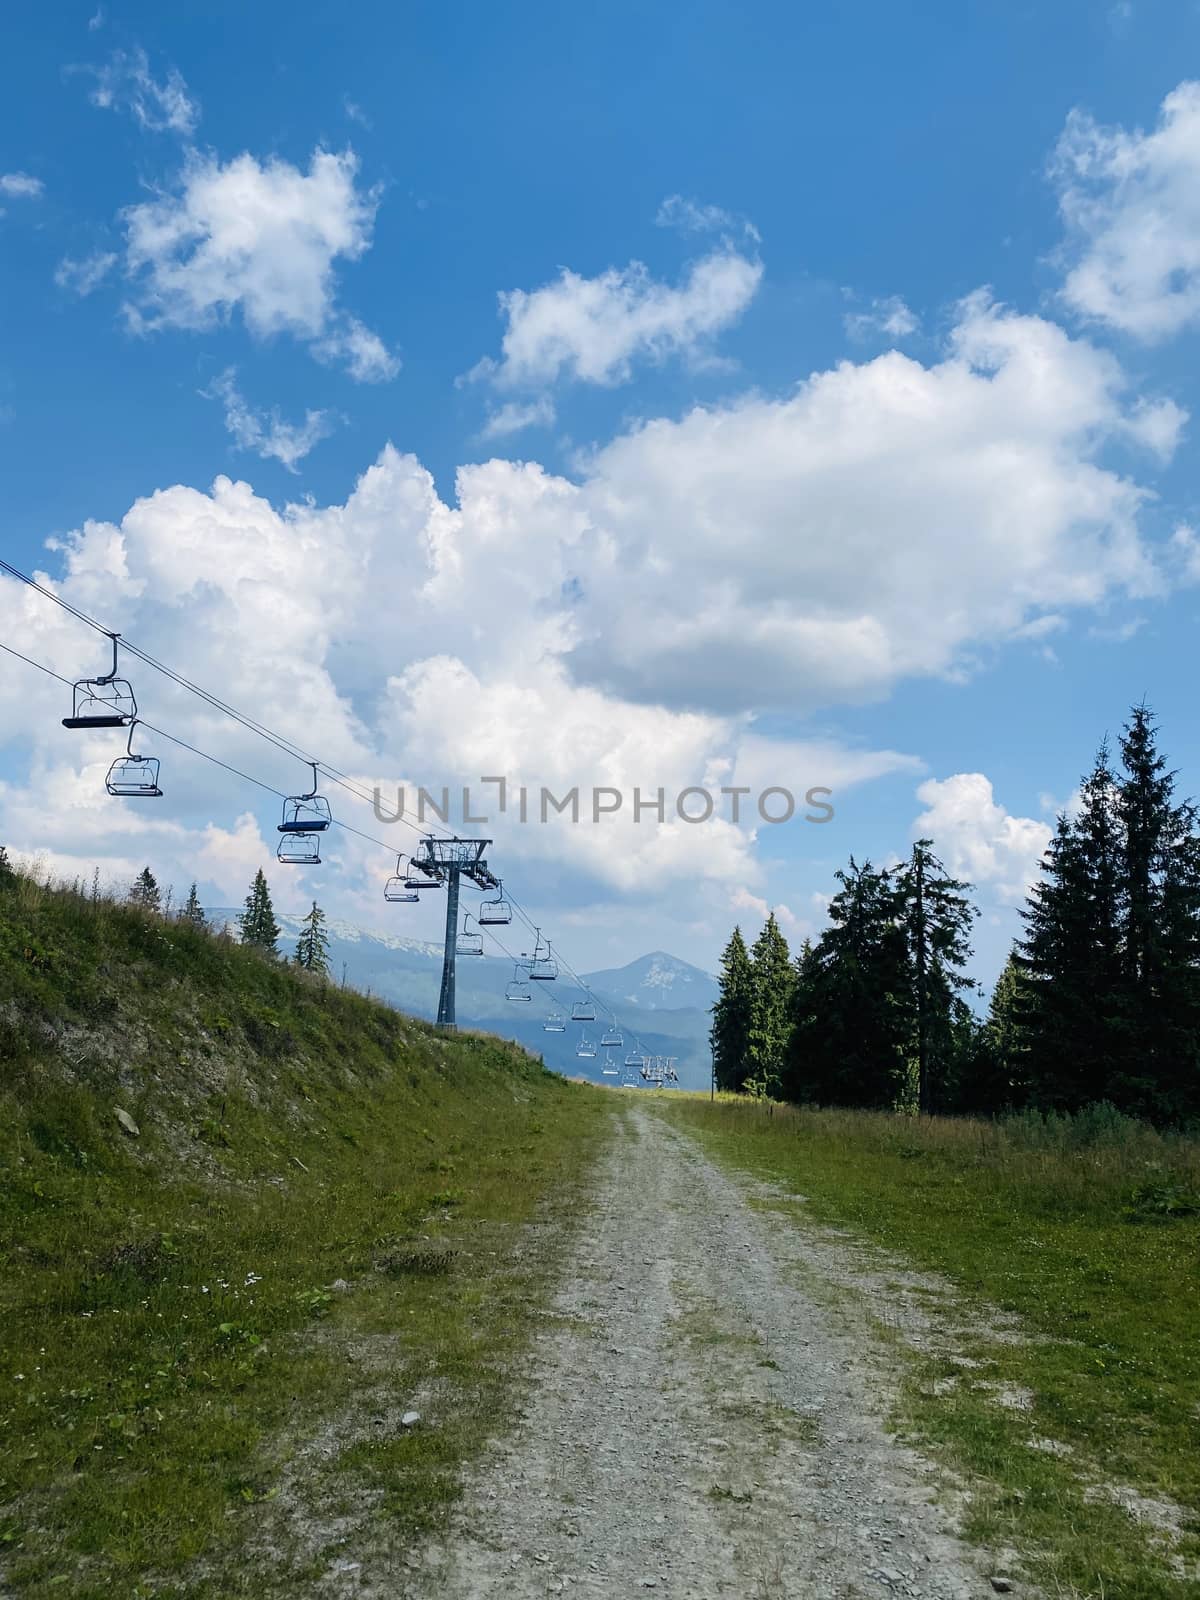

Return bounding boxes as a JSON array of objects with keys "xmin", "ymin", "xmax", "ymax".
[
  {"xmin": 0, "ymin": 443, "xmax": 915, "ymax": 927},
  {"xmin": 1052, "ymin": 81, "xmax": 1200, "ymax": 340},
  {"xmin": 84, "ymin": 46, "xmax": 199, "ymax": 136},
  {"xmin": 560, "ymin": 292, "xmax": 1174, "ymax": 713},
  {"xmin": 471, "ymin": 248, "xmax": 762, "ymax": 390},
  {"xmin": 844, "ymin": 294, "xmax": 919, "ymax": 342},
  {"xmin": 55, "ymin": 251, "xmax": 117, "ymax": 296},
  {"xmin": 0, "ymin": 292, "xmax": 1183, "ymax": 937},
  {"xmin": 202, "ymin": 368, "xmax": 336, "ymax": 471},
  {"xmin": 0, "ymin": 172, "xmax": 44, "ymax": 199},
  {"xmin": 914, "ymin": 774, "xmax": 1051, "ymax": 904},
  {"xmin": 120, "ymin": 148, "xmax": 396, "ymax": 380}
]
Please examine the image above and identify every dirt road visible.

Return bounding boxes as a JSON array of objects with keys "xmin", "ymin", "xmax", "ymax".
[{"xmin": 417, "ymin": 1104, "xmax": 996, "ymax": 1600}]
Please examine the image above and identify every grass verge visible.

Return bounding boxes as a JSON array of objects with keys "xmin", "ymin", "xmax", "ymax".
[
  {"xmin": 651, "ymin": 1094, "xmax": 1200, "ymax": 1600},
  {"xmin": 0, "ymin": 870, "xmax": 611, "ymax": 1597}
]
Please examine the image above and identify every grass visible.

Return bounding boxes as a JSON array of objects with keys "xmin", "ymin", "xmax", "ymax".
[
  {"xmin": 0, "ymin": 868, "xmax": 611, "ymax": 1598},
  {"xmin": 652, "ymin": 1094, "xmax": 1200, "ymax": 1600}
]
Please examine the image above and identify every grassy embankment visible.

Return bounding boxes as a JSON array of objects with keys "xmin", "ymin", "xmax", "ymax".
[
  {"xmin": 655, "ymin": 1094, "xmax": 1200, "ymax": 1600},
  {"xmin": 0, "ymin": 868, "xmax": 610, "ymax": 1599}
]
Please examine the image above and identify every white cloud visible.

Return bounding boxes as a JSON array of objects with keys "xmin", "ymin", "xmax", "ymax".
[
  {"xmin": 85, "ymin": 46, "xmax": 199, "ymax": 136},
  {"xmin": 913, "ymin": 774, "xmax": 1052, "ymax": 904},
  {"xmin": 1052, "ymin": 81, "xmax": 1200, "ymax": 340},
  {"xmin": 55, "ymin": 251, "xmax": 118, "ymax": 296},
  {"xmin": 844, "ymin": 294, "xmax": 919, "ymax": 341},
  {"xmin": 312, "ymin": 314, "xmax": 400, "ymax": 382},
  {"xmin": 202, "ymin": 368, "xmax": 336, "ymax": 471},
  {"xmin": 655, "ymin": 194, "xmax": 760, "ymax": 242},
  {"xmin": 120, "ymin": 148, "xmax": 396, "ymax": 380},
  {"xmin": 0, "ymin": 292, "xmax": 1185, "ymax": 942},
  {"xmin": 0, "ymin": 173, "xmax": 44, "ymax": 199},
  {"xmin": 88, "ymin": 7, "xmax": 105, "ymax": 30},
  {"xmin": 560, "ymin": 292, "xmax": 1173, "ymax": 713},
  {"xmin": 472, "ymin": 247, "xmax": 762, "ymax": 389},
  {"xmin": 480, "ymin": 397, "xmax": 557, "ymax": 439}
]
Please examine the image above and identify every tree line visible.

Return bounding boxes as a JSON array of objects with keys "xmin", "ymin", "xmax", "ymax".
[
  {"xmin": 125, "ymin": 863, "xmax": 332, "ymax": 976},
  {"xmin": 711, "ymin": 706, "xmax": 1200, "ymax": 1125}
]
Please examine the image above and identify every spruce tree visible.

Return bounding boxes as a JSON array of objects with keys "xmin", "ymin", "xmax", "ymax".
[
  {"xmin": 294, "ymin": 900, "xmax": 331, "ymax": 976},
  {"xmin": 787, "ymin": 859, "xmax": 912, "ymax": 1108},
  {"xmin": 896, "ymin": 840, "xmax": 978, "ymax": 1114},
  {"xmin": 129, "ymin": 866, "xmax": 161, "ymax": 914},
  {"xmin": 745, "ymin": 913, "xmax": 793, "ymax": 1096},
  {"xmin": 0, "ymin": 845, "xmax": 12, "ymax": 881},
  {"xmin": 710, "ymin": 927, "xmax": 754, "ymax": 1091},
  {"xmin": 1115, "ymin": 707, "xmax": 1200, "ymax": 1119},
  {"xmin": 181, "ymin": 882, "xmax": 206, "ymax": 929},
  {"xmin": 238, "ymin": 868, "xmax": 280, "ymax": 956}
]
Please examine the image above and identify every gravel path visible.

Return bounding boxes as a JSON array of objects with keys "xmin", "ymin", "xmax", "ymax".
[{"xmin": 419, "ymin": 1103, "xmax": 997, "ymax": 1600}]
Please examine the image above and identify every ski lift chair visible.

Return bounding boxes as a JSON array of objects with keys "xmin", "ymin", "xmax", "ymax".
[
  {"xmin": 506, "ymin": 964, "xmax": 532, "ymax": 1002},
  {"xmin": 278, "ymin": 762, "xmax": 332, "ymax": 835},
  {"xmin": 104, "ymin": 720, "xmax": 162, "ymax": 797},
  {"xmin": 576, "ymin": 1031, "xmax": 597, "ymax": 1059},
  {"xmin": 384, "ymin": 855, "xmax": 420, "ymax": 902},
  {"xmin": 543, "ymin": 1010, "xmax": 566, "ymax": 1032},
  {"xmin": 456, "ymin": 914, "xmax": 484, "ymax": 957},
  {"xmin": 571, "ymin": 996, "xmax": 596, "ymax": 1022},
  {"xmin": 63, "ymin": 633, "xmax": 136, "ymax": 729},
  {"xmin": 600, "ymin": 1023, "xmax": 623, "ymax": 1048},
  {"xmin": 277, "ymin": 831, "xmax": 322, "ymax": 865},
  {"xmin": 478, "ymin": 880, "xmax": 513, "ymax": 925},
  {"xmin": 528, "ymin": 931, "xmax": 558, "ymax": 980}
]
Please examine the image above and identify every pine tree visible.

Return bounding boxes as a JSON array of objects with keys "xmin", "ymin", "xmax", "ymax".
[
  {"xmin": 896, "ymin": 840, "xmax": 978, "ymax": 1114},
  {"xmin": 238, "ymin": 868, "xmax": 280, "ymax": 956},
  {"xmin": 1016, "ymin": 747, "xmax": 1125, "ymax": 1111},
  {"xmin": 294, "ymin": 900, "xmax": 331, "ymax": 976},
  {"xmin": 745, "ymin": 913, "xmax": 793, "ymax": 1096},
  {"xmin": 787, "ymin": 859, "xmax": 912, "ymax": 1108},
  {"xmin": 0, "ymin": 845, "xmax": 12, "ymax": 881},
  {"xmin": 1115, "ymin": 707, "xmax": 1200, "ymax": 1120},
  {"xmin": 129, "ymin": 866, "xmax": 161, "ymax": 914},
  {"xmin": 181, "ymin": 882, "xmax": 206, "ymax": 929},
  {"xmin": 710, "ymin": 927, "xmax": 754, "ymax": 1092}
]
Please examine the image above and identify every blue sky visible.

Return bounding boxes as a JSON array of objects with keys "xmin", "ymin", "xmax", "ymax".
[{"xmin": 3, "ymin": 0, "xmax": 1200, "ymax": 991}]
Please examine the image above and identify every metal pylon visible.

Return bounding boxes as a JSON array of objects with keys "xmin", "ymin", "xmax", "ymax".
[{"xmin": 437, "ymin": 863, "xmax": 461, "ymax": 1029}]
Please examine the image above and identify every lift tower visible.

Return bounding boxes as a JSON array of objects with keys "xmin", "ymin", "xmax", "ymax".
[{"xmin": 409, "ymin": 837, "xmax": 499, "ymax": 1030}]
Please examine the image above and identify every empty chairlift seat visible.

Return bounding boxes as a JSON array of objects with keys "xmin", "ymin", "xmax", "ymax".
[
  {"xmin": 105, "ymin": 721, "xmax": 162, "ymax": 798},
  {"xmin": 63, "ymin": 634, "xmax": 137, "ymax": 729}
]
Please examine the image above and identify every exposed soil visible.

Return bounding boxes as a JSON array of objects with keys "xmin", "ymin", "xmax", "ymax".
[{"xmin": 409, "ymin": 1104, "xmax": 1002, "ymax": 1600}]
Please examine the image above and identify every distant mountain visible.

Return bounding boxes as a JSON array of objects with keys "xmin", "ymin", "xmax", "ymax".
[
  {"xmin": 581, "ymin": 951, "xmax": 719, "ymax": 1013},
  {"xmin": 205, "ymin": 914, "xmax": 714, "ymax": 1089}
]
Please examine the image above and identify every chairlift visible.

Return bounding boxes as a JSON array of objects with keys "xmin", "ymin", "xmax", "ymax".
[
  {"xmin": 624, "ymin": 1044, "xmax": 645, "ymax": 1070},
  {"xmin": 571, "ymin": 995, "xmax": 596, "ymax": 1023},
  {"xmin": 456, "ymin": 914, "xmax": 484, "ymax": 958},
  {"xmin": 601, "ymin": 1051, "xmax": 619, "ymax": 1078},
  {"xmin": 527, "ymin": 929, "xmax": 558, "ymax": 981},
  {"xmin": 278, "ymin": 830, "xmax": 322, "ymax": 865},
  {"xmin": 63, "ymin": 633, "xmax": 137, "ymax": 729},
  {"xmin": 600, "ymin": 1023, "xmax": 623, "ymax": 1048},
  {"xmin": 478, "ymin": 879, "xmax": 512, "ymax": 925},
  {"xmin": 384, "ymin": 855, "xmax": 420, "ymax": 902},
  {"xmin": 543, "ymin": 1010, "xmax": 566, "ymax": 1032},
  {"xmin": 506, "ymin": 963, "xmax": 532, "ymax": 1003},
  {"xmin": 104, "ymin": 720, "xmax": 162, "ymax": 797},
  {"xmin": 576, "ymin": 1031, "xmax": 597, "ymax": 1059},
  {"xmin": 278, "ymin": 762, "xmax": 332, "ymax": 835}
]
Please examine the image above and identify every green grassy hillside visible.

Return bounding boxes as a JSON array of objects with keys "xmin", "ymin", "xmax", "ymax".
[{"xmin": 0, "ymin": 868, "xmax": 609, "ymax": 1599}]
